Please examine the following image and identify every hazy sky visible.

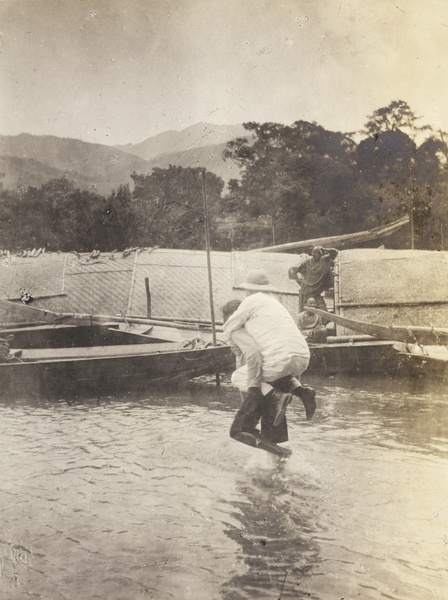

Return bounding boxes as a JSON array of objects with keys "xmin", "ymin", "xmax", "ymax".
[{"xmin": 2, "ymin": 0, "xmax": 448, "ymax": 146}]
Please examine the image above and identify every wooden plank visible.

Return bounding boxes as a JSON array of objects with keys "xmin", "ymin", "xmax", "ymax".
[
  {"xmin": 0, "ymin": 298, "xmax": 63, "ymax": 324},
  {"xmin": 110, "ymin": 323, "xmax": 183, "ymax": 342},
  {"xmin": 19, "ymin": 342, "xmax": 181, "ymax": 361}
]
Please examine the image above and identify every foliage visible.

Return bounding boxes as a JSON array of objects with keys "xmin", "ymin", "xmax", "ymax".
[
  {"xmin": 224, "ymin": 121, "xmax": 365, "ymax": 243},
  {"xmin": 131, "ymin": 166, "xmax": 224, "ymax": 249},
  {"xmin": 362, "ymin": 100, "xmax": 431, "ymax": 138},
  {"xmin": 0, "ymin": 179, "xmax": 105, "ymax": 251},
  {"xmin": 0, "ymin": 101, "xmax": 447, "ymax": 253},
  {"xmin": 355, "ymin": 104, "xmax": 445, "ymax": 247}
]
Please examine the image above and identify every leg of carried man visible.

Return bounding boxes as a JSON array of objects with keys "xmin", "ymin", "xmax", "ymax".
[{"xmin": 263, "ymin": 355, "xmax": 317, "ymax": 421}]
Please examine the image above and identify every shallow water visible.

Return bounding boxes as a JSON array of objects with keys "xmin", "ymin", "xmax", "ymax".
[{"xmin": 0, "ymin": 374, "xmax": 447, "ymax": 600}]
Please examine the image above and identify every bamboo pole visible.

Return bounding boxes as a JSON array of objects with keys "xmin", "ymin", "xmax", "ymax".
[
  {"xmin": 256, "ymin": 216, "xmax": 410, "ymax": 252},
  {"xmin": 145, "ymin": 277, "xmax": 151, "ymax": 317},
  {"xmin": 202, "ymin": 169, "xmax": 220, "ymax": 386},
  {"xmin": 130, "ymin": 314, "xmax": 224, "ymax": 326},
  {"xmin": 0, "ymin": 303, "xmax": 224, "ymax": 333}
]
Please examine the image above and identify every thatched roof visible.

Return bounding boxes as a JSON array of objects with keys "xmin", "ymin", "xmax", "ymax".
[
  {"xmin": 0, "ymin": 248, "xmax": 303, "ymax": 322},
  {"xmin": 2, "ymin": 247, "xmax": 446, "ymax": 330},
  {"xmin": 337, "ymin": 248, "xmax": 448, "ymax": 331}
]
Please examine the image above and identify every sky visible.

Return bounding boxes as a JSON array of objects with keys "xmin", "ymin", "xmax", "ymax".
[{"xmin": 1, "ymin": 0, "xmax": 448, "ymax": 146}]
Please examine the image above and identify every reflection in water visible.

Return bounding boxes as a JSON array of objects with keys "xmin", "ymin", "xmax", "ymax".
[
  {"xmin": 222, "ymin": 461, "xmax": 323, "ymax": 600},
  {"xmin": 0, "ymin": 374, "xmax": 447, "ymax": 600}
]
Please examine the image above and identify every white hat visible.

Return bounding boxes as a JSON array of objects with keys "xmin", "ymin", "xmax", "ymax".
[{"xmin": 238, "ymin": 269, "xmax": 278, "ymax": 291}]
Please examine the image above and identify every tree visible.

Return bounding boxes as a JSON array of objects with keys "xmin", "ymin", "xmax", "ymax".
[
  {"xmin": 131, "ymin": 166, "xmax": 224, "ymax": 250},
  {"xmin": 363, "ymin": 100, "xmax": 430, "ymax": 138},
  {"xmin": 0, "ymin": 178, "xmax": 107, "ymax": 251},
  {"xmin": 0, "ymin": 189, "xmax": 22, "ymax": 249},
  {"xmin": 223, "ymin": 121, "xmax": 359, "ymax": 245},
  {"xmin": 97, "ymin": 185, "xmax": 135, "ymax": 251},
  {"xmin": 357, "ymin": 101, "xmax": 445, "ymax": 247}
]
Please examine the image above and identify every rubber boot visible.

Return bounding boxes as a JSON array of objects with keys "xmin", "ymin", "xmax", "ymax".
[
  {"xmin": 264, "ymin": 388, "xmax": 294, "ymax": 427},
  {"xmin": 233, "ymin": 431, "xmax": 292, "ymax": 457},
  {"xmin": 294, "ymin": 386, "xmax": 316, "ymax": 420},
  {"xmin": 273, "ymin": 376, "xmax": 317, "ymax": 421}
]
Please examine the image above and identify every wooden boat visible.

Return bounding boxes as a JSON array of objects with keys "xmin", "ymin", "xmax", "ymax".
[
  {"xmin": 306, "ymin": 307, "xmax": 448, "ymax": 382},
  {"xmin": 0, "ymin": 301, "xmax": 234, "ymax": 399},
  {"xmin": 392, "ymin": 342, "xmax": 448, "ymax": 381},
  {"xmin": 1, "ymin": 337, "xmax": 233, "ymax": 399}
]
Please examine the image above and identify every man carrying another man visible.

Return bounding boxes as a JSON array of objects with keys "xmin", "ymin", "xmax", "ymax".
[{"xmin": 223, "ymin": 269, "xmax": 316, "ymax": 456}]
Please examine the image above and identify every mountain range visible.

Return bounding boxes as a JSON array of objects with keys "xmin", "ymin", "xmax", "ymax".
[{"xmin": 0, "ymin": 123, "xmax": 248, "ymax": 195}]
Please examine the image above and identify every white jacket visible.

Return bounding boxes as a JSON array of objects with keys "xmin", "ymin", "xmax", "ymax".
[{"xmin": 223, "ymin": 292, "xmax": 310, "ymax": 371}]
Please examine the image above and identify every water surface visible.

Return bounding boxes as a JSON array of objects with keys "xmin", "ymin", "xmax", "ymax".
[{"xmin": 1, "ymin": 374, "xmax": 447, "ymax": 599}]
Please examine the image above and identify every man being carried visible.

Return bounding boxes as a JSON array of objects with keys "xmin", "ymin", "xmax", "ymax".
[{"xmin": 223, "ymin": 269, "xmax": 316, "ymax": 456}]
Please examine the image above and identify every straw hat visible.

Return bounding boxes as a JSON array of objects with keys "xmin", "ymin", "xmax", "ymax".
[{"xmin": 238, "ymin": 269, "xmax": 278, "ymax": 292}]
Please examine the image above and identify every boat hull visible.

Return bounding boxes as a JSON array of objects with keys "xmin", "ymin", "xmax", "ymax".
[
  {"xmin": 307, "ymin": 339, "xmax": 399, "ymax": 377},
  {"xmin": 307, "ymin": 339, "xmax": 447, "ymax": 382},
  {"xmin": 393, "ymin": 347, "xmax": 448, "ymax": 383},
  {"xmin": 2, "ymin": 324, "xmax": 444, "ymax": 400},
  {"xmin": 1, "ymin": 343, "xmax": 234, "ymax": 399}
]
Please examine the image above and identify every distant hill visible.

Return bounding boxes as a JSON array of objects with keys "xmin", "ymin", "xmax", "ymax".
[
  {"xmin": 0, "ymin": 124, "xmax": 248, "ymax": 195},
  {"xmin": 0, "ymin": 134, "xmax": 152, "ymax": 195},
  {"xmin": 142, "ymin": 141, "xmax": 242, "ymax": 183},
  {"xmin": 116, "ymin": 122, "xmax": 248, "ymax": 161},
  {"xmin": 0, "ymin": 155, "xmax": 79, "ymax": 190}
]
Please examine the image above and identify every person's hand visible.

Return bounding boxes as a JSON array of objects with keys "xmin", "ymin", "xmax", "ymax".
[{"xmin": 229, "ymin": 343, "xmax": 242, "ymax": 357}]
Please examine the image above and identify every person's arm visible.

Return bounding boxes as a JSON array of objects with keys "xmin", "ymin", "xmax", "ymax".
[
  {"xmin": 296, "ymin": 312, "xmax": 306, "ymax": 332},
  {"xmin": 316, "ymin": 315, "xmax": 325, "ymax": 330},
  {"xmin": 222, "ymin": 299, "xmax": 252, "ymax": 342},
  {"xmin": 289, "ymin": 254, "xmax": 311, "ymax": 279},
  {"xmin": 322, "ymin": 248, "xmax": 338, "ymax": 260}
]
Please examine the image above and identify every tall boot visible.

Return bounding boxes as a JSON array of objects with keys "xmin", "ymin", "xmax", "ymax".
[
  {"xmin": 294, "ymin": 385, "xmax": 316, "ymax": 420},
  {"xmin": 273, "ymin": 376, "xmax": 317, "ymax": 421},
  {"xmin": 264, "ymin": 388, "xmax": 293, "ymax": 427},
  {"xmin": 233, "ymin": 431, "xmax": 292, "ymax": 457}
]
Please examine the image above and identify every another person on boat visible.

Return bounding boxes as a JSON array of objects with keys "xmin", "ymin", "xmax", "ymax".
[
  {"xmin": 297, "ymin": 297, "xmax": 328, "ymax": 344},
  {"xmin": 289, "ymin": 246, "xmax": 338, "ymax": 313},
  {"xmin": 222, "ymin": 269, "xmax": 316, "ymax": 456}
]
